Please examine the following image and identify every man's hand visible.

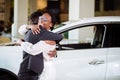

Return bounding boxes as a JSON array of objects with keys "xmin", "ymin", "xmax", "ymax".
[
  {"xmin": 16, "ymin": 39, "xmax": 24, "ymax": 45},
  {"xmin": 48, "ymin": 49, "xmax": 57, "ymax": 57}
]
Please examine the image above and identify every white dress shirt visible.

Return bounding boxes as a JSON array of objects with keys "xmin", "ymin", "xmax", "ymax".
[
  {"xmin": 18, "ymin": 25, "xmax": 28, "ymax": 35},
  {"xmin": 21, "ymin": 41, "xmax": 56, "ymax": 61}
]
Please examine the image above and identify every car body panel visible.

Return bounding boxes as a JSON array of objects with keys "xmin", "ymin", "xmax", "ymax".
[
  {"xmin": 0, "ymin": 46, "xmax": 22, "ymax": 74},
  {"xmin": 55, "ymin": 48, "xmax": 107, "ymax": 80},
  {"xmin": 106, "ymin": 48, "xmax": 120, "ymax": 80}
]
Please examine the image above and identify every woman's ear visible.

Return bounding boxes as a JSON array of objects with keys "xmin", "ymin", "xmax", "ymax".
[
  {"xmin": 50, "ymin": 23, "xmax": 54, "ymax": 30},
  {"xmin": 50, "ymin": 23, "xmax": 53, "ymax": 27}
]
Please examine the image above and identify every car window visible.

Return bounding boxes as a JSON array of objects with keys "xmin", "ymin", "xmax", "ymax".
[
  {"xmin": 92, "ymin": 25, "xmax": 105, "ymax": 48},
  {"xmin": 57, "ymin": 25, "xmax": 105, "ymax": 50},
  {"xmin": 104, "ymin": 24, "xmax": 120, "ymax": 47}
]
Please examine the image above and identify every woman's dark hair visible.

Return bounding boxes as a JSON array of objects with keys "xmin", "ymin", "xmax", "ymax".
[{"xmin": 48, "ymin": 12, "xmax": 56, "ymax": 27}]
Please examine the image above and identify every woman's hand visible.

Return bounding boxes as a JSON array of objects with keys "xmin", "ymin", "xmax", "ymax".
[
  {"xmin": 26, "ymin": 25, "xmax": 40, "ymax": 35},
  {"xmin": 30, "ymin": 25, "xmax": 40, "ymax": 35}
]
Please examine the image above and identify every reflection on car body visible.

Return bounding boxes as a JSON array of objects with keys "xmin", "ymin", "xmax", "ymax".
[{"xmin": 0, "ymin": 16, "xmax": 120, "ymax": 80}]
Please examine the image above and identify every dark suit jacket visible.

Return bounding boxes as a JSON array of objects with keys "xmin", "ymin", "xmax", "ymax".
[{"xmin": 18, "ymin": 26, "xmax": 63, "ymax": 74}]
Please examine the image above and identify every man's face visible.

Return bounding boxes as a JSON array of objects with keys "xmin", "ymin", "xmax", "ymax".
[{"xmin": 39, "ymin": 13, "xmax": 53, "ymax": 30}]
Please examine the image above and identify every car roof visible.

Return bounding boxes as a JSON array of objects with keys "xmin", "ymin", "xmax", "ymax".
[
  {"xmin": 53, "ymin": 16, "xmax": 120, "ymax": 33},
  {"xmin": 63, "ymin": 16, "xmax": 120, "ymax": 24}
]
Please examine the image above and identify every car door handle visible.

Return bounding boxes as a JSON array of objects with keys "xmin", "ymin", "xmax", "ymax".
[{"xmin": 89, "ymin": 59, "xmax": 104, "ymax": 65}]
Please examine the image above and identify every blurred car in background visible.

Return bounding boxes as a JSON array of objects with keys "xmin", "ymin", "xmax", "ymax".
[{"xmin": 0, "ymin": 16, "xmax": 120, "ymax": 80}]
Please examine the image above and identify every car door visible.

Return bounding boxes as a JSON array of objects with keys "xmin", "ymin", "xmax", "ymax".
[
  {"xmin": 55, "ymin": 25, "xmax": 107, "ymax": 80},
  {"xmin": 104, "ymin": 24, "xmax": 120, "ymax": 80}
]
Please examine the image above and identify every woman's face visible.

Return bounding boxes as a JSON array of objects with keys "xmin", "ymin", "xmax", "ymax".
[{"xmin": 38, "ymin": 13, "xmax": 53, "ymax": 30}]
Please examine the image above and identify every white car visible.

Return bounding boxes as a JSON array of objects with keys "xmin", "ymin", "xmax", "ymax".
[{"xmin": 0, "ymin": 16, "xmax": 120, "ymax": 80}]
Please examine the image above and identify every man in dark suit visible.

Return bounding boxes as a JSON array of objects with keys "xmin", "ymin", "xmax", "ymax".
[{"xmin": 18, "ymin": 11, "xmax": 62, "ymax": 80}]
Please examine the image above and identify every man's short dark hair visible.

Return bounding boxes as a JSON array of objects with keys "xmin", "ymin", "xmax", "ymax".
[{"xmin": 29, "ymin": 10, "xmax": 43, "ymax": 24}]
